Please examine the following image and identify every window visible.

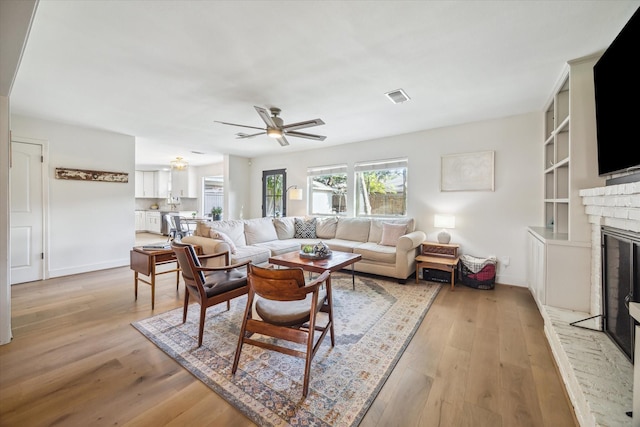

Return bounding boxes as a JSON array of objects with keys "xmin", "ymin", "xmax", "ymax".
[
  {"xmin": 308, "ymin": 164, "xmax": 347, "ymax": 216},
  {"xmin": 262, "ymin": 169, "xmax": 286, "ymax": 217},
  {"xmin": 202, "ymin": 175, "xmax": 224, "ymax": 218},
  {"xmin": 355, "ymin": 158, "xmax": 408, "ymax": 217}
]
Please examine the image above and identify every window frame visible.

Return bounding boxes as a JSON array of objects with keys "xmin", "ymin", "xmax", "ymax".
[
  {"xmin": 307, "ymin": 164, "xmax": 348, "ymax": 216},
  {"xmin": 354, "ymin": 158, "xmax": 408, "ymax": 218}
]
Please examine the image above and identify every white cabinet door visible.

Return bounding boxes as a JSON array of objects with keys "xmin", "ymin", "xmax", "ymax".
[
  {"xmin": 135, "ymin": 171, "xmax": 144, "ymax": 197},
  {"xmin": 171, "ymin": 169, "xmax": 197, "ymax": 198},
  {"xmin": 145, "ymin": 212, "xmax": 161, "ymax": 234},
  {"xmin": 143, "ymin": 171, "xmax": 155, "ymax": 197},
  {"xmin": 135, "ymin": 211, "xmax": 146, "ymax": 231},
  {"xmin": 156, "ymin": 170, "xmax": 170, "ymax": 198},
  {"xmin": 527, "ymin": 231, "xmax": 545, "ymax": 306}
]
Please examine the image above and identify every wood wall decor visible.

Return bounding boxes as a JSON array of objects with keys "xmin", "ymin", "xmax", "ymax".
[{"xmin": 55, "ymin": 168, "xmax": 129, "ymax": 183}]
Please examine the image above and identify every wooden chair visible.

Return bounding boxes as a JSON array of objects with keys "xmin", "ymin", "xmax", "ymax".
[
  {"xmin": 171, "ymin": 241, "xmax": 250, "ymax": 347},
  {"xmin": 231, "ymin": 264, "xmax": 334, "ymax": 397}
]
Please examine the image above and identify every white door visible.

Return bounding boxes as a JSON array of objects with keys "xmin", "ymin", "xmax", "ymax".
[{"xmin": 10, "ymin": 141, "xmax": 44, "ymax": 284}]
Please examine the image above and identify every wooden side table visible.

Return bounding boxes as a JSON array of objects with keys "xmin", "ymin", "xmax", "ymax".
[
  {"xmin": 129, "ymin": 245, "xmax": 199, "ymax": 309},
  {"xmin": 415, "ymin": 242, "xmax": 460, "ymax": 290}
]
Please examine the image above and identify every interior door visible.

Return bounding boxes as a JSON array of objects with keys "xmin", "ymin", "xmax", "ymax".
[{"xmin": 10, "ymin": 141, "xmax": 44, "ymax": 284}]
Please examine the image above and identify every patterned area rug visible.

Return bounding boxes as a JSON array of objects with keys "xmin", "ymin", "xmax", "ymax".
[{"xmin": 132, "ymin": 272, "xmax": 442, "ymax": 427}]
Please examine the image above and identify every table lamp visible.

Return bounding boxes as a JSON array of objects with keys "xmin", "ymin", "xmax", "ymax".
[{"xmin": 434, "ymin": 214, "xmax": 455, "ymax": 244}]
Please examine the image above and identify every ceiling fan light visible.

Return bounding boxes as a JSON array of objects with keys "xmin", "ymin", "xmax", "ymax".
[{"xmin": 267, "ymin": 128, "xmax": 283, "ymax": 138}]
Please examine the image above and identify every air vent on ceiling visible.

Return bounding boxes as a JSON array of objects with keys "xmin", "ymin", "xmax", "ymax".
[
  {"xmin": 384, "ymin": 88, "xmax": 411, "ymax": 104},
  {"xmin": 191, "ymin": 150, "xmax": 205, "ymax": 155}
]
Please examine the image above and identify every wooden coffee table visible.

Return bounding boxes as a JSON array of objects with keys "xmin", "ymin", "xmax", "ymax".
[{"xmin": 268, "ymin": 250, "xmax": 362, "ymax": 290}]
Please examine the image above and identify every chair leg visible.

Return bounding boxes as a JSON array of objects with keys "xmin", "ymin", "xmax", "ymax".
[
  {"xmin": 183, "ymin": 290, "xmax": 190, "ymax": 323},
  {"xmin": 302, "ymin": 296, "xmax": 319, "ymax": 397},
  {"xmin": 198, "ymin": 304, "xmax": 206, "ymax": 347},
  {"xmin": 232, "ymin": 291, "xmax": 254, "ymax": 374}
]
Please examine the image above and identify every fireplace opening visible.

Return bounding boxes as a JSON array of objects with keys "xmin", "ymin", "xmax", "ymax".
[{"xmin": 601, "ymin": 226, "xmax": 640, "ymax": 363}]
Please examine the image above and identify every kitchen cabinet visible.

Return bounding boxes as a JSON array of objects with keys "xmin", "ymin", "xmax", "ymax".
[
  {"xmin": 135, "ymin": 170, "xmax": 170, "ymax": 198},
  {"xmin": 135, "ymin": 171, "xmax": 157, "ymax": 198},
  {"xmin": 135, "ymin": 211, "xmax": 146, "ymax": 231},
  {"xmin": 145, "ymin": 211, "xmax": 162, "ymax": 234},
  {"xmin": 171, "ymin": 169, "xmax": 196, "ymax": 198},
  {"xmin": 156, "ymin": 170, "xmax": 170, "ymax": 198}
]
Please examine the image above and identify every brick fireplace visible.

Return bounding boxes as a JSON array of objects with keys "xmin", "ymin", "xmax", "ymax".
[{"xmin": 555, "ymin": 181, "xmax": 640, "ymax": 426}]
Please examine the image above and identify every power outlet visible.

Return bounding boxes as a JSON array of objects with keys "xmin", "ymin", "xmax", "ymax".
[{"xmin": 500, "ymin": 256, "xmax": 510, "ymax": 267}]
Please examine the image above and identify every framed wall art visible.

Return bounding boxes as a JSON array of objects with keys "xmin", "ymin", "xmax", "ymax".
[{"xmin": 440, "ymin": 150, "xmax": 494, "ymax": 192}]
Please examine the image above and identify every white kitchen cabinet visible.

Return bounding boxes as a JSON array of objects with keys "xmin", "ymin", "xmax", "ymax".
[
  {"xmin": 171, "ymin": 169, "xmax": 197, "ymax": 198},
  {"xmin": 135, "ymin": 170, "xmax": 170, "ymax": 198},
  {"xmin": 135, "ymin": 170, "xmax": 157, "ymax": 198},
  {"xmin": 145, "ymin": 211, "xmax": 162, "ymax": 234},
  {"xmin": 156, "ymin": 170, "xmax": 170, "ymax": 198},
  {"xmin": 135, "ymin": 211, "xmax": 146, "ymax": 231}
]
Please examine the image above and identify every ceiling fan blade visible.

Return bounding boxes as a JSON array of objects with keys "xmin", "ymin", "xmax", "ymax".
[
  {"xmin": 254, "ymin": 106, "xmax": 276, "ymax": 128},
  {"xmin": 236, "ymin": 132, "xmax": 266, "ymax": 139},
  {"xmin": 214, "ymin": 121, "xmax": 265, "ymax": 131},
  {"xmin": 276, "ymin": 135, "xmax": 290, "ymax": 146},
  {"xmin": 285, "ymin": 130, "xmax": 327, "ymax": 141},
  {"xmin": 281, "ymin": 119, "xmax": 325, "ymax": 131}
]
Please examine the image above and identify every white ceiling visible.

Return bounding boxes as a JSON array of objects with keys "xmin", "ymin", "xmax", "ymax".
[{"xmin": 9, "ymin": 1, "xmax": 639, "ymax": 168}]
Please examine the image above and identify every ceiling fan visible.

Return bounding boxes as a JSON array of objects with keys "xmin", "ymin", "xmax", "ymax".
[{"xmin": 215, "ymin": 106, "xmax": 326, "ymax": 147}]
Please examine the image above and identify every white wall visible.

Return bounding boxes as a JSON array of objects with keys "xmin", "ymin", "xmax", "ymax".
[
  {"xmin": 249, "ymin": 112, "xmax": 542, "ymax": 286},
  {"xmin": 226, "ymin": 154, "xmax": 251, "ymax": 221},
  {"xmin": 11, "ymin": 115, "xmax": 135, "ymax": 277}
]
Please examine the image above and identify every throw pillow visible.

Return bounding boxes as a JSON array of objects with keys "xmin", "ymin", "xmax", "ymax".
[
  {"xmin": 379, "ymin": 222, "xmax": 407, "ymax": 247},
  {"xmin": 294, "ymin": 217, "xmax": 317, "ymax": 239},
  {"xmin": 210, "ymin": 230, "xmax": 237, "ymax": 254}
]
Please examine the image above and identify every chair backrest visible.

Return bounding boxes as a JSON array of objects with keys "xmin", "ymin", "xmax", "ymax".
[
  {"xmin": 174, "ymin": 216, "xmax": 190, "ymax": 232},
  {"xmin": 172, "ymin": 241, "xmax": 205, "ymax": 287},
  {"xmin": 248, "ymin": 264, "xmax": 308, "ymax": 301},
  {"xmin": 164, "ymin": 214, "xmax": 175, "ymax": 230}
]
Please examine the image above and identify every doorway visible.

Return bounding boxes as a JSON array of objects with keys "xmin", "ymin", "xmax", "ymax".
[{"xmin": 262, "ymin": 169, "xmax": 286, "ymax": 218}]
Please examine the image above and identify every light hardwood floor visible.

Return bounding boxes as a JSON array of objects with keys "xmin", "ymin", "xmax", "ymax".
[{"xmin": 0, "ymin": 264, "xmax": 578, "ymax": 426}]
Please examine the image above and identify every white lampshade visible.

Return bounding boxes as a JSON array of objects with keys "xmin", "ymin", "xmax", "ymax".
[
  {"xmin": 434, "ymin": 214, "xmax": 455, "ymax": 244},
  {"xmin": 434, "ymin": 214, "xmax": 455, "ymax": 229},
  {"xmin": 289, "ymin": 188, "xmax": 303, "ymax": 200}
]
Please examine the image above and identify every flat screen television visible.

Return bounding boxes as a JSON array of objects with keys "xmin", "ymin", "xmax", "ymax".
[{"xmin": 594, "ymin": 7, "xmax": 640, "ymax": 177}]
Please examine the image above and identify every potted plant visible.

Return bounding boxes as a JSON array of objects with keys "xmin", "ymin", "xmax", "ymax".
[{"xmin": 211, "ymin": 207, "xmax": 222, "ymax": 221}]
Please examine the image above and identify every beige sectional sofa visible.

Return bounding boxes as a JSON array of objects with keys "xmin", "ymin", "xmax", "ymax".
[{"xmin": 181, "ymin": 216, "xmax": 426, "ymax": 282}]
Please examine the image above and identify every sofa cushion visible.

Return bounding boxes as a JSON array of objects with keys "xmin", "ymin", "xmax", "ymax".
[
  {"xmin": 195, "ymin": 221, "xmax": 212, "ymax": 237},
  {"xmin": 273, "ymin": 217, "xmax": 296, "ymax": 239},
  {"xmin": 354, "ymin": 242, "xmax": 396, "ymax": 264},
  {"xmin": 244, "ymin": 217, "xmax": 279, "ymax": 245},
  {"xmin": 254, "ymin": 239, "xmax": 301, "ymax": 255},
  {"xmin": 335, "ymin": 217, "xmax": 370, "ymax": 242},
  {"xmin": 322, "ymin": 238, "xmax": 363, "ymax": 253},
  {"xmin": 368, "ymin": 218, "xmax": 415, "ymax": 243},
  {"xmin": 210, "ymin": 220, "xmax": 246, "ymax": 247},
  {"xmin": 294, "ymin": 217, "xmax": 317, "ymax": 238},
  {"xmin": 232, "ymin": 245, "xmax": 271, "ymax": 265},
  {"xmin": 379, "ymin": 222, "xmax": 408, "ymax": 246},
  {"xmin": 315, "ymin": 217, "xmax": 338, "ymax": 239},
  {"xmin": 210, "ymin": 230, "xmax": 237, "ymax": 254}
]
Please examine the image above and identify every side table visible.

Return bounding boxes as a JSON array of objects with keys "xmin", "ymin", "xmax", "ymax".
[
  {"xmin": 415, "ymin": 242, "xmax": 460, "ymax": 290},
  {"xmin": 129, "ymin": 245, "xmax": 200, "ymax": 309}
]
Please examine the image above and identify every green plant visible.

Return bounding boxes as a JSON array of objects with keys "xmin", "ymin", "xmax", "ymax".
[{"xmin": 211, "ymin": 207, "xmax": 222, "ymax": 216}]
